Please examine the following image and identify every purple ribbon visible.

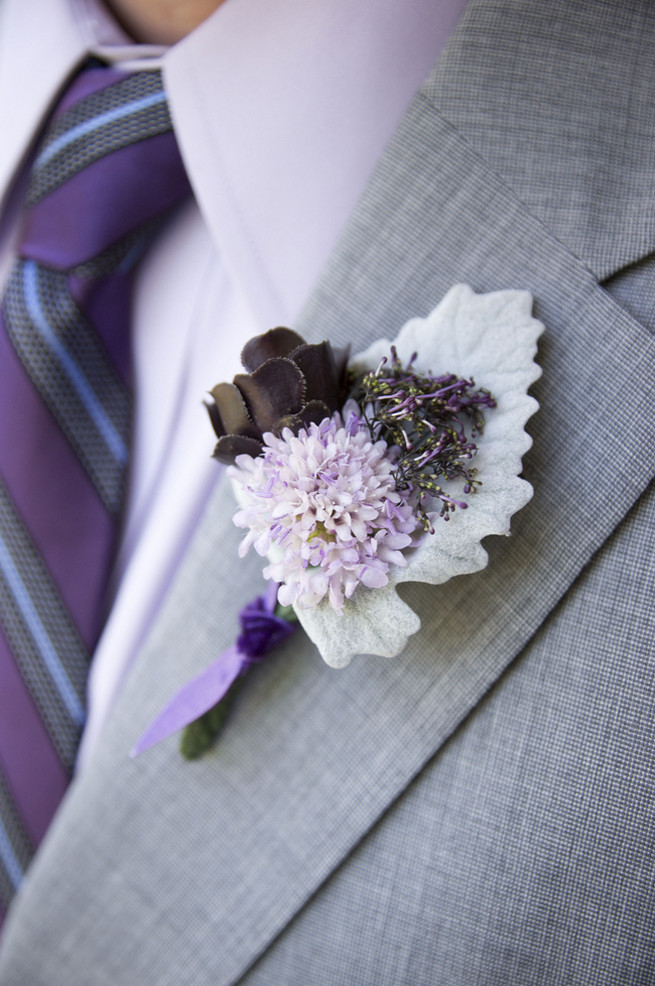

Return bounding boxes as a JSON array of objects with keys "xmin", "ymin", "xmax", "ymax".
[{"xmin": 132, "ymin": 582, "xmax": 296, "ymax": 756}]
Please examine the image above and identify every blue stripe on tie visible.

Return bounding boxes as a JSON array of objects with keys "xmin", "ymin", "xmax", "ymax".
[
  {"xmin": 0, "ymin": 818, "xmax": 23, "ymax": 890},
  {"xmin": 0, "ymin": 537, "xmax": 86, "ymax": 727},
  {"xmin": 116, "ymin": 235, "xmax": 149, "ymax": 274},
  {"xmin": 22, "ymin": 262, "xmax": 128, "ymax": 466},
  {"xmin": 35, "ymin": 90, "xmax": 167, "ymax": 169}
]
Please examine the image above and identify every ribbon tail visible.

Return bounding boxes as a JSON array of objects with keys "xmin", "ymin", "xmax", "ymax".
[{"xmin": 131, "ymin": 644, "xmax": 245, "ymax": 756}]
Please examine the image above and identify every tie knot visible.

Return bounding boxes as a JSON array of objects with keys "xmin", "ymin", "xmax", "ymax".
[{"xmin": 18, "ymin": 64, "xmax": 191, "ymax": 272}]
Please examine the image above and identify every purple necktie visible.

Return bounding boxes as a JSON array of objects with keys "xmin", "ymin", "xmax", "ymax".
[{"xmin": 0, "ymin": 63, "xmax": 190, "ymax": 922}]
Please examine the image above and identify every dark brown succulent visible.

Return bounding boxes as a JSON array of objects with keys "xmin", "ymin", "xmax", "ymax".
[{"xmin": 207, "ymin": 327, "xmax": 350, "ymax": 463}]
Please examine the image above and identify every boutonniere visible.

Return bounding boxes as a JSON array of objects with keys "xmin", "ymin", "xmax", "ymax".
[{"xmin": 134, "ymin": 284, "xmax": 543, "ymax": 759}]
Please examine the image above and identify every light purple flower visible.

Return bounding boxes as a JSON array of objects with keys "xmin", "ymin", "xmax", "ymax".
[{"xmin": 229, "ymin": 411, "xmax": 418, "ymax": 611}]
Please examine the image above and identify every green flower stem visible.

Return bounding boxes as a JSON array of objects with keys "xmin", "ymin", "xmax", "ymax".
[
  {"xmin": 180, "ymin": 676, "xmax": 246, "ymax": 760},
  {"xmin": 179, "ymin": 601, "xmax": 298, "ymax": 760}
]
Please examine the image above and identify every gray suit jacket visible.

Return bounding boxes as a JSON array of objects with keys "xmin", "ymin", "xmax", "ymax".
[{"xmin": 1, "ymin": 0, "xmax": 654, "ymax": 982}]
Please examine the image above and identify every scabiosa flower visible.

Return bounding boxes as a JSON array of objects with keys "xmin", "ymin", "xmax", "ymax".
[{"xmin": 229, "ymin": 409, "xmax": 418, "ymax": 612}]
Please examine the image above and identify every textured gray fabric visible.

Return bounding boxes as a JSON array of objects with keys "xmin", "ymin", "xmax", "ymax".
[
  {"xmin": 1, "ymin": 1, "xmax": 654, "ymax": 983},
  {"xmin": 422, "ymin": 0, "xmax": 655, "ymax": 280},
  {"xmin": 245, "ymin": 485, "xmax": 655, "ymax": 986}
]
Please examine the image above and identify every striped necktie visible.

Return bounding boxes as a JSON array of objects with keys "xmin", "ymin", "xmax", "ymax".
[{"xmin": 0, "ymin": 63, "xmax": 190, "ymax": 922}]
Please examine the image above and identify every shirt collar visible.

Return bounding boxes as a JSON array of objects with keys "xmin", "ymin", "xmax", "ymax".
[
  {"xmin": 0, "ymin": 0, "xmax": 159, "ymax": 211},
  {"xmin": 0, "ymin": 0, "xmax": 468, "ymax": 324},
  {"xmin": 164, "ymin": 0, "xmax": 468, "ymax": 324},
  {"xmin": 0, "ymin": 0, "xmax": 85, "ymax": 204}
]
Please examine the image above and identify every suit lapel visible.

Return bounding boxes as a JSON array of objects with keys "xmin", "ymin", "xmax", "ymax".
[
  {"xmin": 4, "ymin": 1, "xmax": 655, "ymax": 982},
  {"xmin": 421, "ymin": 0, "xmax": 655, "ymax": 281}
]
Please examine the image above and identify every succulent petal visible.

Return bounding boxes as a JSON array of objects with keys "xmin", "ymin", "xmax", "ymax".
[
  {"xmin": 240, "ymin": 326, "xmax": 306, "ymax": 372},
  {"xmin": 213, "ymin": 434, "xmax": 264, "ymax": 464},
  {"xmin": 234, "ymin": 358, "xmax": 305, "ymax": 432},
  {"xmin": 208, "ymin": 382, "xmax": 259, "ymax": 439}
]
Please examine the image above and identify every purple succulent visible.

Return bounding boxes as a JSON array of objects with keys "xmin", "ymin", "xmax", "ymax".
[{"xmin": 207, "ymin": 327, "xmax": 350, "ymax": 464}]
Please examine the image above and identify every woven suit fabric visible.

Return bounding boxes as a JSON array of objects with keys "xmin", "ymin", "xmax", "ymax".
[{"xmin": 0, "ymin": 63, "xmax": 190, "ymax": 921}]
